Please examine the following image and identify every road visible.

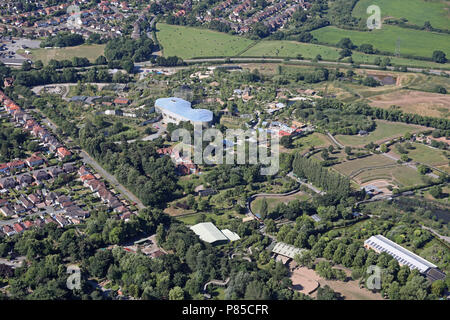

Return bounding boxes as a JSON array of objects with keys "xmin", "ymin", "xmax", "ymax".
[
  {"xmin": 0, "ymin": 208, "xmax": 65, "ymax": 227},
  {"xmin": 155, "ymin": 57, "xmax": 450, "ymax": 76},
  {"xmin": 35, "ymin": 109, "xmax": 145, "ymax": 209},
  {"xmin": 79, "ymin": 150, "xmax": 144, "ymax": 209}
]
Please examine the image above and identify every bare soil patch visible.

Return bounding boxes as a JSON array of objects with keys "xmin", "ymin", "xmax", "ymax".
[{"xmin": 368, "ymin": 90, "xmax": 450, "ymax": 118}]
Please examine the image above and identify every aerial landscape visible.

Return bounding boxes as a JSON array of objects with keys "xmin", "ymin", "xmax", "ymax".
[{"xmin": 0, "ymin": 0, "xmax": 448, "ymax": 308}]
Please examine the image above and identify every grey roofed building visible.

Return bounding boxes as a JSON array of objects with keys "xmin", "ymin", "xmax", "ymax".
[
  {"xmin": 364, "ymin": 235, "xmax": 438, "ymax": 274},
  {"xmin": 190, "ymin": 222, "xmax": 229, "ymax": 244},
  {"xmin": 272, "ymin": 242, "xmax": 306, "ymax": 259},
  {"xmin": 221, "ymin": 229, "xmax": 241, "ymax": 242}
]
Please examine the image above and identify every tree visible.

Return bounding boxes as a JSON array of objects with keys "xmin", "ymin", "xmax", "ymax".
[
  {"xmin": 316, "ymin": 285, "xmax": 341, "ymax": 300},
  {"xmin": 429, "ymin": 185, "xmax": 442, "ymax": 199},
  {"xmin": 344, "ymin": 146, "xmax": 352, "ymax": 155},
  {"xmin": 169, "ymin": 286, "xmax": 185, "ymax": 300},
  {"xmin": 432, "ymin": 50, "xmax": 447, "ymax": 64},
  {"xmin": 21, "ymin": 60, "xmax": 31, "ymax": 71},
  {"xmin": 380, "ymin": 144, "xmax": 388, "ymax": 153},
  {"xmin": 417, "ymin": 164, "xmax": 430, "ymax": 175},
  {"xmin": 244, "ymin": 280, "xmax": 269, "ymax": 300},
  {"xmin": 337, "ymin": 38, "xmax": 354, "ymax": 49},
  {"xmin": 260, "ymin": 198, "xmax": 268, "ymax": 219},
  {"xmin": 280, "ymin": 135, "xmax": 292, "ymax": 148},
  {"xmin": 121, "ymin": 59, "xmax": 134, "ymax": 74}
]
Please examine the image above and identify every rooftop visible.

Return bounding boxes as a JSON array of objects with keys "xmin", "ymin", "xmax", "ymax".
[
  {"xmin": 155, "ymin": 97, "xmax": 213, "ymax": 123},
  {"xmin": 190, "ymin": 222, "xmax": 229, "ymax": 244},
  {"xmin": 364, "ymin": 235, "xmax": 437, "ymax": 273}
]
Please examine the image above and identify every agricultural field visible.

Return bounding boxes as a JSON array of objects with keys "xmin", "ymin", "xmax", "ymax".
[
  {"xmin": 368, "ymin": 90, "xmax": 450, "ymax": 119},
  {"xmin": 335, "ymin": 120, "xmax": 426, "ymax": 147},
  {"xmin": 353, "ymin": 0, "xmax": 450, "ymax": 30},
  {"xmin": 155, "ymin": 23, "xmax": 450, "ymax": 69},
  {"xmin": 332, "ymin": 154, "xmax": 396, "ymax": 177},
  {"xmin": 242, "ymin": 40, "xmax": 450, "ymax": 69},
  {"xmin": 353, "ymin": 165, "xmax": 428, "ymax": 187},
  {"xmin": 156, "ymin": 23, "xmax": 254, "ymax": 59},
  {"xmin": 26, "ymin": 44, "xmax": 106, "ymax": 64},
  {"xmin": 311, "ymin": 25, "xmax": 450, "ymax": 58}
]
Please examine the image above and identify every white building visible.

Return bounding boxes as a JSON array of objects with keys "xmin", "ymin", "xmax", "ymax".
[
  {"xmin": 364, "ymin": 235, "xmax": 439, "ymax": 275},
  {"xmin": 190, "ymin": 222, "xmax": 240, "ymax": 245}
]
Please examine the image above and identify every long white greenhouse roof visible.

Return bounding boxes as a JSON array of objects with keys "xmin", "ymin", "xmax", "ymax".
[{"xmin": 364, "ymin": 235, "xmax": 437, "ymax": 273}]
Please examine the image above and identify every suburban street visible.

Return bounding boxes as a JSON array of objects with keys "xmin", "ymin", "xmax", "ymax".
[{"xmin": 34, "ymin": 108, "xmax": 145, "ymax": 209}]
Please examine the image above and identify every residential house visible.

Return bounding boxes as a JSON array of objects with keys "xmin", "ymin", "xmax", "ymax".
[
  {"xmin": 18, "ymin": 196, "xmax": 34, "ymax": 210},
  {"xmin": 0, "ymin": 163, "xmax": 10, "ymax": 174},
  {"xmin": 28, "ymin": 193, "xmax": 41, "ymax": 205},
  {"xmin": 12, "ymin": 223, "xmax": 24, "ymax": 234},
  {"xmin": 54, "ymin": 215, "xmax": 70, "ymax": 228},
  {"xmin": 2, "ymin": 225, "xmax": 16, "ymax": 236},
  {"xmin": 0, "ymin": 177, "xmax": 17, "ymax": 189},
  {"xmin": 0, "ymin": 205, "xmax": 14, "ymax": 217},
  {"xmin": 57, "ymin": 147, "xmax": 72, "ymax": 160},
  {"xmin": 7, "ymin": 160, "xmax": 25, "ymax": 171},
  {"xmin": 17, "ymin": 174, "xmax": 34, "ymax": 186},
  {"xmin": 63, "ymin": 163, "xmax": 76, "ymax": 173},
  {"xmin": 33, "ymin": 170, "xmax": 50, "ymax": 181},
  {"xmin": 49, "ymin": 167, "xmax": 64, "ymax": 178},
  {"xmin": 26, "ymin": 155, "xmax": 44, "ymax": 167},
  {"xmin": 13, "ymin": 204, "xmax": 26, "ymax": 214}
]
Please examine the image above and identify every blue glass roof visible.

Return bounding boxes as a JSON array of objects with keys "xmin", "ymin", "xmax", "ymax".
[{"xmin": 155, "ymin": 97, "xmax": 213, "ymax": 123}]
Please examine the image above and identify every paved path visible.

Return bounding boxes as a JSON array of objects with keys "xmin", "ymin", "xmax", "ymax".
[
  {"xmin": 287, "ymin": 171, "xmax": 325, "ymax": 195},
  {"xmin": 421, "ymin": 226, "xmax": 450, "ymax": 244},
  {"xmin": 327, "ymin": 132, "xmax": 344, "ymax": 148}
]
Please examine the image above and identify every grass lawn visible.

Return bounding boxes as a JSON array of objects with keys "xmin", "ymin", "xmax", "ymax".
[
  {"xmin": 28, "ymin": 44, "xmax": 105, "ymax": 64},
  {"xmin": 292, "ymin": 132, "xmax": 331, "ymax": 153},
  {"xmin": 391, "ymin": 142, "xmax": 449, "ymax": 166},
  {"xmin": 335, "ymin": 120, "xmax": 425, "ymax": 147},
  {"xmin": 353, "ymin": 0, "xmax": 450, "ymax": 30},
  {"xmin": 176, "ymin": 211, "xmax": 238, "ymax": 226},
  {"xmin": 156, "ymin": 23, "xmax": 254, "ymax": 59},
  {"xmin": 312, "ymin": 25, "xmax": 450, "ymax": 58},
  {"xmin": 251, "ymin": 192, "xmax": 310, "ymax": 214}
]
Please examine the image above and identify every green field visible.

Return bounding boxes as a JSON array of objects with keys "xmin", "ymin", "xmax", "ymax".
[
  {"xmin": 156, "ymin": 23, "xmax": 450, "ymax": 69},
  {"xmin": 28, "ymin": 44, "xmax": 106, "ymax": 64},
  {"xmin": 156, "ymin": 23, "xmax": 254, "ymax": 59},
  {"xmin": 251, "ymin": 193, "xmax": 310, "ymax": 214},
  {"xmin": 292, "ymin": 132, "xmax": 331, "ymax": 152},
  {"xmin": 353, "ymin": 0, "xmax": 450, "ymax": 30},
  {"xmin": 312, "ymin": 25, "xmax": 450, "ymax": 58},
  {"xmin": 392, "ymin": 142, "xmax": 449, "ymax": 166},
  {"xmin": 335, "ymin": 120, "xmax": 425, "ymax": 146}
]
